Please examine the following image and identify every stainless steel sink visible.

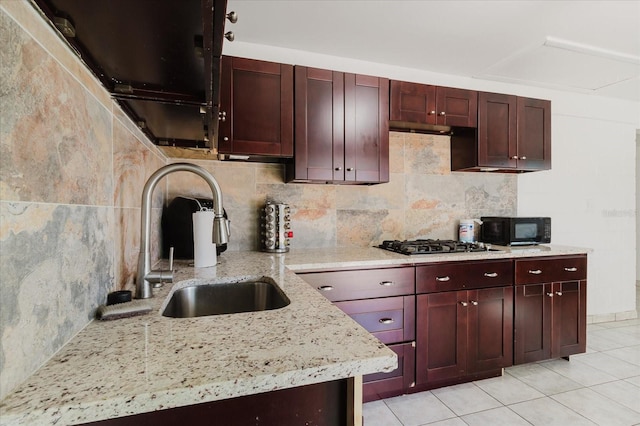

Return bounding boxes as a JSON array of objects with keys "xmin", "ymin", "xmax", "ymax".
[{"xmin": 162, "ymin": 279, "xmax": 290, "ymax": 318}]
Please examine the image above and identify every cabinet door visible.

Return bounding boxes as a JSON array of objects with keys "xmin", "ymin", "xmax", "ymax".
[
  {"xmin": 344, "ymin": 74, "xmax": 390, "ymax": 183},
  {"xmin": 292, "ymin": 66, "xmax": 344, "ymax": 181},
  {"xmin": 552, "ymin": 280, "xmax": 587, "ymax": 358},
  {"xmin": 478, "ymin": 92, "xmax": 517, "ymax": 169},
  {"xmin": 363, "ymin": 342, "xmax": 415, "ymax": 402},
  {"xmin": 389, "ymin": 81, "xmax": 437, "ymax": 124},
  {"xmin": 219, "ymin": 56, "xmax": 294, "ymax": 156},
  {"xmin": 517, "ymin": 97, "xmax": 551, "ymax": 171},
  {"xmin": 514, "ymin": 283, "xmax": 552, "ymax": 364},
  {"xmin": 416, "ymin": 292, "xmax": 467, "ymax": 384},
  {"xmin": 436, "ymin": 87, "xmax": 478, "ymax": 127},
  {"xmin": 467, "ymin": 287, "xmax": 513, "ymax": 373}
]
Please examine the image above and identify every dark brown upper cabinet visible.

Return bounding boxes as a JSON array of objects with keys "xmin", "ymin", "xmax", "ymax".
[
  {"xmin": 218, "ymin": 56, "xmax": 294, "ymax": 158},
  {"xmin": 287, "ymin": 67, "xmax": 389, "ymax": 184},
  {"xmin": 451, "ymin": 92, "xmax": 551, "ymax": 172},
  {"xmin": 390, "ymin": 81, "xmax": 478, "ymax": 131}
]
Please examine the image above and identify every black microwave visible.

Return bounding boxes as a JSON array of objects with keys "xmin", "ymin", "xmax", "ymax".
[{"xmin": 480, "ymin": 217, "xmax": 551, "ymax": 246}]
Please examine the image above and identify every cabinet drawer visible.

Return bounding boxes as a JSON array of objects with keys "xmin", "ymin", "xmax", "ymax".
[
  {"xmin": 363, "ymin": 342, "xmax": 415, "ymax": 402},
  {"xmin": 515, "ymin": 256, "xmax": 587, "ymax": 284},
  {"xmin": 334, "ymin": 296, "xmax": 415, "ymax": 344},
  {"xmin": 300, "ymin": 267, "xmax": 415, "ymax": 302},
  {"xmin": 416, "ymin": 260, "xmax": 512, "ymax": 293}
]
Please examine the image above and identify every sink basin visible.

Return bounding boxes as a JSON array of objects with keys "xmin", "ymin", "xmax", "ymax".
[{"xmin": 162, "ymin": 279, "xmax": 290, "ymax": 318}]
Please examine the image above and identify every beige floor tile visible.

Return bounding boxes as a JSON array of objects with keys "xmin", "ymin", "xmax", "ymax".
[
  {"xmin": 474, "ymin": 374, "xmax": 544, "ymax": 405},
  {"xmin": 431, "ymin": 383, "xmax": 501, "ymax": 416},
  {"xmin": 509, "ymin": 397, "xmax": 596, "ymax": 425},
  {"xmin": 539, "ymin": 358, "xmax": 618, "ymax": 386},
  {"xmin": 590, "ymin": 380, "xmax": 640, "ymax": 413},
  {"xmin": 461, "ymin": 406, "xmax": 530, "ymax": 426},
  {"xmin": 363, "ymin": 400, "xmax": 402, "ymax": 426},
  {"xmin": 551, "ymin": 388, "xmax": 640, "ymax": 425},
  {"xmin": 505, "ymin": 363, "xmax": 583, "ymax": 395},
  {"xmin": 573, "ymin": 352, "xmax": 640, "ymax": 379},
  {"xmin": 384, "ymin": 392, "xmax": 456, "ymax": 426}
]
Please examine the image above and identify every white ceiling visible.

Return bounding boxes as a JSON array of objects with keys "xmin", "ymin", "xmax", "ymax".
[{"xmin": 225, "ymin": 0, "xmax": 640, "ymax": 102}]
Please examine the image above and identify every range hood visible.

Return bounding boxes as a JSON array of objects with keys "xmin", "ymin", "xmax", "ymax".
[{"xmin": 32, "ymin": 0, "xmax": 232, "ymax": 151}]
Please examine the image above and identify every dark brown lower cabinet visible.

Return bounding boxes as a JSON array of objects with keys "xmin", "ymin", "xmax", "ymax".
[
  {"xmin": 416, "ymin": 287, "xmax": 513, "ymax": 387},
  {"xmin": 514, "ymin": 280, "xmax": 587, "ymax": 364},
  {"xmin": 334, "ymin": 295, "xmax": 416, "ymax": 402},
  {"xmin": 363, "ymin": 342, "xmax": 415, "ymax": 402},
  {"xmin": 514, "ymin": 255, "xmax": 587, "ymax": 364},
  {"xmin": 83, "ymin": 379, "xmax": 352, "ymax": 426}
]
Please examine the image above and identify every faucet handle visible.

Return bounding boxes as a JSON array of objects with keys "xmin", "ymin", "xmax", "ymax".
[{"xmin": 152, "ymin": 248, "xmax": 175, "ymax": 289}]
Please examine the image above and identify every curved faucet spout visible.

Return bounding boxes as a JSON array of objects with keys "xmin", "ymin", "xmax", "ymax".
[{"xmin": 136, "ymin": 163, "xmax": 230, "ymax": 299}]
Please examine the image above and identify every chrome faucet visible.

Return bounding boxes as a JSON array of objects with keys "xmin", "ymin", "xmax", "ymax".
[{"xmin": 135, "ymin": 163, "xmax": 230, "ymax": 299}]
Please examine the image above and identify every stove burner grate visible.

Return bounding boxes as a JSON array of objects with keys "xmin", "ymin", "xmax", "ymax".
[{"xmin": 378, "ymin": 239, "xmax": 489, "ymax": 255}]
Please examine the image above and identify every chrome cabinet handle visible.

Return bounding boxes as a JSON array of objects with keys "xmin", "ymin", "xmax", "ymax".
[
  {"xmin": 379, "ymin": 281, "xmax": 394, "ymax": 287},
  {"xmin": 471, "ymin": 300, "xmax": 478, "ymax": 306},
  {"xmin": 564, "ymin": 267, "xmax": 578, "ymax": 272},
  {"xmin": 546, "ymin": 292, "xmax": 554, "ymax": 297},
  {"xmin": 511, "ymin": 155, "xmax": 519, "ymax": 160},
  {"xmin": 379, "ymin": 318, "xmax": 394, "ymax": 324},
  {"xmin": 528, "ymin": 269, "xmax": 543, "ymax": 275},
  {"xmin": 439, "ymin": 111, "xmax": 446, "ymax": 116},
  {"xmin": 484, "ymin": 272, "xmax": 498, "ymax": 278},
  {"xmin": 224, "ymin": 31, "xmax": 235, "ymax": 42},
  {"xmin": 556, "ymin": 291, "xmax": 563, "ymax": 296},
  {"xmin": 436, "ymin": 276, "xmax": 450, "ymax": 282},
  {"xmin": 521, "ymin": 156, "xmax": 527, "ymax": 160},
  {"xmin": 460, "ymin": 301, "xmax": 469, "ymax": 307},
  {"xmin": 218, "ymin": 111, "xmax": 227, "ymax": 122},
  {"xmin": 335, "ymin": 167, "xmax": 342, "ymax": 171},
  {"xmin": 429, "ymin": 110, "xmax": 436, "ymax": 115},
  {"xmin": 346, "ymin": 167, "xmax": 354, "ymax": 171},
  {"xmin": 318, "ymin": 285, "xmax": 334, "ymax": 291}
]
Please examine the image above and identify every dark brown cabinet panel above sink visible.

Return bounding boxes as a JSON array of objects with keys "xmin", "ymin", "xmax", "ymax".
[
  {"xmin": 32, "ymin": 0, "xmax": 231, "ymax": 149},
  {"xmin": 218, "ymin": 57, "xmax": 294, "ymax": 158}
]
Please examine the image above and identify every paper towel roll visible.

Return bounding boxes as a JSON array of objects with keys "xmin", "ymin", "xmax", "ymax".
[{"xmin": 192, "ymin": 211, "xmax": 217, "ymax": 268}]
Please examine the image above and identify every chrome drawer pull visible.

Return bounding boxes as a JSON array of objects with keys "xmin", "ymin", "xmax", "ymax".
[
  {"xmin": 471, "ymin": 300, "xmax": 478, "ymax": 306},
  {"xmin": 460, "ymin": 301, "xmax": 469, "ymax": 307},
  {"xmin": 556, "ymin": 291, "xmax": 563, "ymax": 296},
  {"xmin": 528, "ymin": 269, "xmax": 543, "ymax": 275},
  {"xmin": 546, "ymin": 292, "xmax": 554, "ymax": 297},
  {"xmin": 379, "ymin": 281, "xmax": 395, "ymax": 286},
  {"xmin": 379, "ymin": 318, "xmax": 394, "ymax": 324},
  {"xmin": 484, "ymin": 272, "xmax": 498, "ymax": 278},
  {"xmin": 436, "ymin": 276, "xmax": 450, "ymax": 282},
  {"xmin": 564, "ymin": 267, "xmax": 578, "ymax": 272},
  {"xmin": 318, "ymin": 285, "xmax": 334, "ymax": 291}
]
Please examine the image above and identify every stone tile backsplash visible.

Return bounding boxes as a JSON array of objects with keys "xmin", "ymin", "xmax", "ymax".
[
  {"xmin": 165, "ymin": 132, "xmax": 517, "ymax": 251},
  {"xmin": 0, "ymin": 3, "xmax": 166, "ymax": 399}
]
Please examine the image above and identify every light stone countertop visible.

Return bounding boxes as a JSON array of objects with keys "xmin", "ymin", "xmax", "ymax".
[{"xmin": 0, "ymin": 245, "xmax": 589, "ymax": 425}]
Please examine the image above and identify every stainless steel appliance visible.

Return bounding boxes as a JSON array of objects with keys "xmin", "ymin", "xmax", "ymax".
[
  {"xmin": 378, "ymin": 239, "xmax": 493, "ymax": 255},
  {"xmin": 260, "ymin": 201, "xmax": 292, "ymax": 253},
  {"xmin": 480, "ymin": 216, "xmax": 551, "ymax": 246}
]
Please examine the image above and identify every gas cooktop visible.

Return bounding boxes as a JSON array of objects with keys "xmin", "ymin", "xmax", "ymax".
[{"xmin": 378, "ymin": 239, "xmax": 492, "ymax": 255}]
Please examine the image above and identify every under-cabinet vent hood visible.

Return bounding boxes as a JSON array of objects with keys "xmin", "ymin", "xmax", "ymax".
[{"xmin": 31, "ymin": 0, "xmax": 232, "ymax": 151}]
